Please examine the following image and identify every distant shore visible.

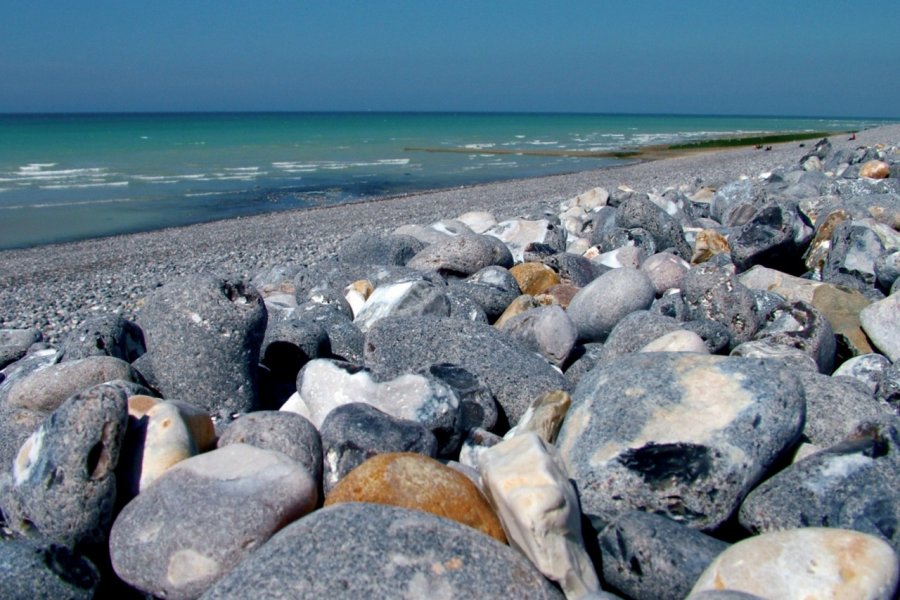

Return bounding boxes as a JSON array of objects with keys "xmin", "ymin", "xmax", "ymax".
[{"xmin": 1, "ymin": 123, "xmax": 897, "ymax": 342}]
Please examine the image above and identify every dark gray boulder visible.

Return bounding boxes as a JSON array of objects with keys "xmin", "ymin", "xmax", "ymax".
[
  {"xmin": 137, "ymin": 275, "xmax": 267, "ymax": 418},
  {"xmin": 0, "ymin": 384, "xmax": 128, "ymax": 548},
  {"xmin": 364, "ymin": 316, "xmax": 569, "ymax": 425},
  {"xmin": 750, "ymin": 301, "xmax": 836, "ymax": 373},
  {"xmin": 407, "ymin": 234, "xmax": 514, "ymax": 276},
  {"xmin": 320, "ymin": 402, "xmax": 437, "ymax": 493},
  {"xmin": 199, "ymin": 503, "xmax": 565, "ymax": 599},
  {"xmin": 0, "ymin": 537, "xmax": 100, "ymax": 600},
  {"xmin": 598, "ymin": 311, "xmax": 682, "ymax": 361},
  {"xmin": 616, "ymin": 195, "xmax": 693, "ymax": 260},
  {"xmin": 498, "ymin": 305, "xmax": 578, "ymax": 367},
  {"xmin": 595, "ymin": 511, "xmax": 729, "ymax": 600},
  {"xmin": 337, "ymin": 232, "xmax": 425, "ymax": 266},
  {"xmin": 682, "ymin": 263, "xmax": 758, "ymax": 348},
  {"xmin": 58, "ymin": 314, "xmax": 145, "ymax": 363},
  {"xmin": 557, "ymin": 353, "xmax": 805, "ymax": 531},
  {"xmin": 729, "ymin": 203, "xmax": 813, "ymax": 273}
]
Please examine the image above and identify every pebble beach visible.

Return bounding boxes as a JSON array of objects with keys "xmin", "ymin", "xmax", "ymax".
[{"xmin": 1, "ymin": 123, "xmax": 899, "ymax": 599}]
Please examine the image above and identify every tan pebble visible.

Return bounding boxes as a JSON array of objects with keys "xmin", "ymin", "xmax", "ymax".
[
  {"xmin": 692, "ymin": 229, "xmax": 731, "ymax": 264},
  {"xmin": 494, "ymin": 295, "xmax": 538, "ymax": 328},
  {"xmin": 509, "ymin": 263, "xmax": 561, "ymax": 296},
  {"xmin": 860, "ymin": 160, "xmax": 890, "ymax": 179}
]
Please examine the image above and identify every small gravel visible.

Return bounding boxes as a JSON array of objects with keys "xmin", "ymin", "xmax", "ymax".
[{"xmin": 2, "ymin": 125, "xmax": 897, "ymax": 343}]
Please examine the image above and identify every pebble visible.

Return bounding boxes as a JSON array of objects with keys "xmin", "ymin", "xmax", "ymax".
[
  {"xmin": 566, "ymin": 268, "xmax": 656, "ymax": 343},
  {"xmin": 860, "ymin": 292, "xmax": 900, "ymax": 361},
  {"xmin": 0, "ymin": 328, "xmax": 42, "ymax": 369},
  {"xmin": 640, "ymin": 252, "xmax": 690, "ymax": 295},
  {"xmin": 497, "ymin": 304, "xmax": 577, "ymax": 367},
  {"xmin": 407, "ymin": 233, "xmax": 513, "ymax": 275},
  {"xmin": 510, "ymin": 262, "xmax": 561, "ymax": 295}
]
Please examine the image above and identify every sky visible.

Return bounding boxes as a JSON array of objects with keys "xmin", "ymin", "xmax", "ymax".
[{"xmin": 1, "ymin": 1, "xmax": 898, "ymax": 117}]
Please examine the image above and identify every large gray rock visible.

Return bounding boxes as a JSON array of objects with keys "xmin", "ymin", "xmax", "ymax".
[
  {"xmin": 58, "ymin": 314, "xmax": 145, "ymax": 363},
  {"xmin": 739, "ymin": 421, "xmax": 900, "ymax": 553},
  {"xmin": 0, "ymin": 537, "xmax": 99, "ymax": 600},
  {"xmin": 567, "ymin": 268, "xmax": 656, "ymax": 343},
  {"xmin": 682, "ymin": 263, "xmax": 759, "ymax": 348},
  {"xmin": 616, "ymin": 195, "xmax": 693, "ymax": 260},
  {"xmin": 750, "ymin": 301, "xmax": 836, "ymax": 373},
  {"xmin": 729, "ymin": 202, "xmax": 813, "ymax": 272},
  {"xmin": 0, "ymin": 328, "xmax": 42, "ymax": 369},
  {"xmin": 596, "ymin": 511, "xmax": 729, "ymax": 600},
  {"xmin": 364, "ymin": 316, "xmax": 569, "ymax": 426},
  {"xmin": 110, "ymin": 444, "xmax": 317, "ymax": 600},
  {"xmin": 498, "ymin": 305, "xmax": 578, "ymax": 367},
  {"xmin": 199, "ymin": 502, "xmax": 565, "ymax": 599},
  {"xmin": 557, "ymin": 353, "xmax": 805, "ymax": 531},
  {"xmin": 0, "ymin": 384, "xmax": 128, "ymax": 548},
  {"xmin": 137, "ymin": 275, "xmax": 267, "ymax": 418},
  {"xmin": 337, "ymin": 232, "xmax": 425, "ymax": 266},
  {"xmin": 860, "ymin": 292, "xmax": 900, "ymax": 361},
  {"xmin": 407, "ymin": 234, "xmax": 513, "ymax": 276}
]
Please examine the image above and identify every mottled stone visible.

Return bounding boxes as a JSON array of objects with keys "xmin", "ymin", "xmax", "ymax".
[
  {"xmin": 833, "ymin": 353, "xmax": 891, "ymax": 396},
  {"xmin": 457, "ymin": 210, "xmax": 498, "ymax": 234},
  {"xmin": 408, "ymin": 234, "xmax": 513, "ymax": 276},
  {"xmin": 295, "ymin": 301, "xmax": 364, "ymax": 363},
  {"xmin": 861, "ymin": 159, "xmax": 891, "ymax": 179},
  {"xmin": 682, "ymin": 263, "xmax": 758, "ymax": 348},
  {"xmin": 353, "ymin": 279, "xmax": 450, "ymax": 333},
  {"xmin": 616, "ymin": 194, "xmax": 692, "ymax": 260},
  {"xmin": 486, "ymin": 218, "xmax": 565, "ymax": 263},
  {"xmin": 729, "ymin": 340, "xmax": 819, "ymax": 371},
  {"xmin": 751, "ymin": 300, "xmax": 836, "ymax": 372},
  {"xmin": 480, "ymin": 434, "xmax": 600, "ymax": 598},
  {"xmin": 0, "ymin": 538, "xmax": 99, "ymax": 600},
  {"xmin": 326, "ymin": 452, "xmax": 505, "ymax": 543},
  {"xmin": 110, "ymin": 444, "xmax": 317, "ymax": 600},
  {"xmin": 567, "ymin": 268, "xmax": 656, "ymax": 343},
  {"xmin": 542, "ymin": 253, "xmax": 599, "ymax": 288},
  {"xmin": 424, "ymin": 363, "xmax": 498, "ymax": 434},
  {"xmin": 689, "ymin": 528, "xmax": 899, "ymax": 600},
  {"xmin": 0, "ymin": 328, "xmax": 42, "ymax": 369},
  {"xmin": 590, "ymin": 246, "xmax": 645, "ymax": 270},
  {"xmin": 557, "ymin": 353, "xmax": 805, "ymax": 530},
  {"xmin": 58, "ymin": 314, "xmax": 145, "ymax": 363},
  {"xmin": 729, "ymin": 203, "xmax": 813, "ymax": 272},
  {"xmin": 320, "ymin": 403, "xmax": 437, "ymax": 493},
  {"xmin": 505, "ymin": 390, "xmax": 570, "ymax": 443},
  {"xmin": 494, "ymin": 294, "xmax": 540, "ymax": 328},
  {"xmin": 599, "ymin": 311, "xmax": 682, "ymax": 361},
  {"xmin": 498, "ymin": 305, "xmax": 578, "ymax": 367},
  {"xmin": 596, "ymin": 511, "xmax": 728, "ymax": 600},
  {"xmin": 860, "ymin": 292, "xmax": 900, "ymax": 361},
  {"xmin": 201, "ymin": 502, "xmax": 563, "ymax": 599},
  {"xmin": 691, "ymin": 229, "xmax": 730, "ymax": 264},
  {"xmin": 540, "ymin": 283, "xmax": 580, "ymax": 308}
]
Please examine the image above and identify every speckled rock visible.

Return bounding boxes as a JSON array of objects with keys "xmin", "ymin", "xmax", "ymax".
[
  {"xmin": 688, "ymin": 528, "xmax": 899, "ymax": 600},
  {"xmin": 860, "ymin": 159, "xmax": 891, "ymax": 179},
  {"xmin": 110, "ymin": 443, "xmax": 317, "ymax": 600},
  {"xmin": 0, "ymin": 328, "xmax": 42, "ymax": 369},
  {"xmin": 450, "ymin": 266, "xmax": 522, "ymax": 321},
  {"xmin": 510, "ymin": 262, "xmax": 561, "ymax": 296},
  {"xmin": 729, "ymin": 340, "xmax": 819, "ymax": 371},
  {"xmin": 639, "ymin": 329, "xmax": 708, "ymax": 353},
  {"xmin": 875, "ymin": 249, "xmax": 900, "ymax": 290},
  {"xmin": 337, "ymin": 231, "xmax": 425, "ymax": 266},
  {"xmin": 217, "ymin": 410, "xmax": 323, "ymax": 485},
  {"xmin": 498, "ymin": 305, "xmax": 577, "ymax": 367},
  {"xmin": 325, "ymin": 452, "xmax": 506, "ymax": 543},
  {"xmin": 200, "ymin": 502, "xmax": 564, "ymax": 599},
  {"xmin": 0, "ymin": 537, "xmax": 100, "ymax": 600},
  {"xmin": 616, "ymin": 194, "xmax": 692, "ymax": 260},
  {"xmin": 295, "ymin": 301, "xmax": 364, "ymax": 363},
  {"xmin": 58, "ymin": 314, "xmax": 145, "ymax": 363},
  {"xmin": 860, "ymin": 292, "xmax": 900, "ymax": 361},
  {"xmin": 750, "ymin": 300, "xmax": 836, "ymax": 372},
  {"xmin": 596, "ymin": 511, "xmax": 728, "ymax": 600},
  {"xmin": 824, "ymin": 221, "xmax": 885, "ymax": 287},
  {"xmin": 557, "ymin": 353, "xmax": 805, "ymax": 530},
  {"xmin": 690, "ymin": 229, "xmax": 731, "ymax": 264},
  {"xmin": 682, "ymin": 263, "xmax": 758, "ymax": 348},
  {"xmin": 424, "ymin": 363, "xmax": 498, "ymax": 434},
  {"xmin": 1, "ymin": 383, "xmax": 128, "ymax": 548},
  {"xmin": 640, "ymin": 252, "xmax": 690, "ymax": 296},
  {"xmin": 541, "ymin": 253, "xmax": 599, "ymax": 287},
  {"xmin": 567, "ymin": 268, "xmax": 656, "ymax": 343},
  {"xmin": 598, "ymin": 311, "xmax": 682, "ymax": 361},
  {"xmin": 353, "ymin": 278, "xmax": 450, "ymax": 332},
  {"xmin": 408, "ymin": 234, "xmax": 513, "ymax": 276},
  {"xmin": 505, "ymin": 390, "xmax": 570, "ymax": 444},
  {"xmin": 832, "ymin": 353, "xmax": 892, "ymax": 396},
  {"xmin": 320, "ymin": 403, "xmax": 437, "ymax": 493},
  {"xmin": 137, "ymin": 274, "xmax": 267, "ymax": 418},
  {"xmin": 729, "ymin": 202, "xmax": 813, "ymax": 272},
  {"xmin": 364, "ymin": 316, "xmax": 569, "ymax": 425}
]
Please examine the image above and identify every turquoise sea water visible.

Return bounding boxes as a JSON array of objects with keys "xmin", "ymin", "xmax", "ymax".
[{"xmin": 0, "ymin": 112, "xmax": 892, "ymax": 249}]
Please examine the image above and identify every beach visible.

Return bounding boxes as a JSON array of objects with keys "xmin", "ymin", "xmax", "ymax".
[{"xmin": 2, "ymin": 123, "xmax": 898, "ymax": 342}]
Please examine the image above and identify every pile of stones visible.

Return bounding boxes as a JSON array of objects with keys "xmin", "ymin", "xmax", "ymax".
[{"xmin": 0, "ymin": 137, "xmax": 898, "ymax": 599}]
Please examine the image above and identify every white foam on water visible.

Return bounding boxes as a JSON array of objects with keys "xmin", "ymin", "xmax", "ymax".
[
  {"xmin": 224, "ymin": 167, "xmax": 261, "ymax": 172},
  {"xmin": 377, "ymin": 158, "xmax": 411, "ymax": 165},
  {"xmin": 40, "ymin": 181, "xmax": 129, "ymax": 190},
  {"xmin": 0, "ymin": 197, "xmax": 137, "ymax": 210},
  {"xmin": 527, "ymin": 140, "xmax": 559, "ymax": 146},
  {"xmin": 464, "ymin": 143, "xmax": 495, "ymax": 150}
]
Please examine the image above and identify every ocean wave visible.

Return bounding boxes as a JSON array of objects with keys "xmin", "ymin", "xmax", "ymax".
[
  {"xmin": 40, "ymin": 181, "xmax": 129, "ymax": 190},
  {"xmin": 527, "ymin": 140, "xmax": 559, "ymax": 146},
  {"xmin": 464, "ymin": 144, "xmax": 495, "ymax": 150},
  {"xmin": 133, "ymin": 174, "xmax": 207, "ymax": 182},
  {"xmin": 224, "ymin": 167, "xmax": 262, "ymax": 172},
  {"xmin": 0, "ymin": 197, "xmax": 136, "ymax": 210}
]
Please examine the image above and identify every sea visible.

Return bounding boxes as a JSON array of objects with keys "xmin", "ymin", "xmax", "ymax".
[{"xmin": 0, "ymin": 112, "xmax": 892, "ymax": 250}]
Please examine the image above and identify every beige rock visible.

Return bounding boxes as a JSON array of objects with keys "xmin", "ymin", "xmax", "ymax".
[
  {"xmin": 494, "ymin": 295, "xmax": 539, "ymax": 328},
  {"xmin": 591, "ymin": 246, "xmax": 644, "ymax": 269},
  {"xmin": 639, "ymin": 329, "xmax": 708, "ymax": 353},
  {"xmin": 505, "ymin": 390, "xmax": 571, "ymax": 444},
  {"xmin": 343, "ymin": 279, "xmax": 373, "ymax": 318},
  {"xmin": 510, "ymin": 263, "xmax": 561, "ymax": 296},
  {"xmin": 325, "ymin": 452, "xmax": 506, "ymax": 543},
  {"xmin": 456, "ymin": 210, "xmax": 497, "ymax": 234},
  {"xmin": 641, "ymin": 251, "xmax": 691, "ymax": 296},
  {"xmin": 564, "ymin": 187, "xmax": 609, "ymax": 211},
  {"xmin": 480, "ymin": 433, "xmax": 600, "ymax": 599},
  {"xmin": 689, "ymin": 528, "xmax": 899, "ymax": 600},
  {"xmin": 860, "ymin": 293, "xmax": 900, "ymax": 361},
  {"xmin": 538, "ymin": 283, "xmax": 580, "ymax": 309},
  {"xmin": 691, "ymin": 229, "xmax": 731, "ymax": 265},
  {"xmin": 860, "ymin": 160, "xmax": 891, "ymax": 179}
]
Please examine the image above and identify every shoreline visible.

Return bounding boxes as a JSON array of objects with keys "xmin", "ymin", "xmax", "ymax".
[{"xmin": 1, "ymin": 123, "xmax": 897, "ymax": 342}]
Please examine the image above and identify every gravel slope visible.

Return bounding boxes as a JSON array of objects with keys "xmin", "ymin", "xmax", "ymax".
[{"xmin": 2, "ymin": 124, "xmax": 898, "ymax": 342}]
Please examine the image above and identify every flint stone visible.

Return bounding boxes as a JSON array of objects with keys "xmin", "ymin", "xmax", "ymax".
[
  {"xmin": 295, "ymin": 301, "xmax": 364, "ymax": 363},
  {"xmin": 832, "ymin": 353, "xmax": 891, "ymax": 396},
  {"xmin": 750, "ymin": 301, "xmax": 835, "ymax": 372},
  {"xmin": 824, "ymin": 221, "xmax": 885, "ymax": 286},
  {"xmin": 498, "ymin": 305, "xmax": 577, "ymax": 367},
  {"xmin": 557, "ymin": 353, "xmax": 805, "ymax": 531},
  {"xmin": 510, "ymin": 262, "xmax": 561, "ymax": 296},
  {"xmin": 688, "ymin": 528, "xmax": 899, "ymax": 600},
  {"xmin": 445, "ymin": 289, "xmax": 490, "ymax": 323},
  {"xmin": 879, "ymin": 361, "xmax": 900, "ymax": 407},
  {"xmin": 320, "ymin": 403, "xmax": 437, "ymax": 493},
  {"xmin": 250, "ymin": 263, "xmax": 300, "ymax": 296},
  {"xmin": 616, "ymin": 195, "xmax": 693, "ymax": 260},
  {"xmin": 137, "ymin": 275, "xmax": 267, "ymax": 417},
  {"xmin": 690, "ymin": 229, "xmax": 731, "ymax": 265},
  {"xmin": 58, "ymin": 314, "xmax": 145, "ymax": 363},
  {"xmin": 875, "ymin": 249, "xmax": 900, "ymax": 289},
  {"xmin": 486, "ymin": 218, "xmax": 565, "ymax": 264},
  {"xmin": 567, "ymin": 268, "xmax": 656, "ymax": 343},
  {"xmin": 592, "ymin": 227, "xmax": 658, "ymax": 258},
  {"xmin": 450, "ymin": 266, "xmax": 521, "ymax": 321},
  {"xmin": 201, "ymin": 502, "xmax": 563, "ymax": 599},
  {"xmin": 640, "ymin": 252, "xmax": 690, "ymax": 296},
  {"xmin": 710, "ymin": 179, "xmax": 764, "ymax": 227},
  {"xmin": 217, "ymin": 410, "xmax": 322, "ymax": 485},
  {"xmin": 596, "ymin": 511, "xmax": 728, "ymax": 600},
  {"xmin": 860, "ymin": 292, "xmax": 900, "ymax": 361},
  {"xmin": 364, "ymin": 316, "xmax": 569, "ymax": 425},
  {"xmin": 1, "ymin": 384, "xmax": 127, "ymax": 547},
  {"xmin": 729, "ymin": 341, "xmax": 819, "ymax": 372},
  {"xmin": 354, "ymin": 279, "xmax": 450, "ymax": 333},
  {"xmin": 598, "ymin": 311, "xmax": 682, "ymax": 361},
  {"xmin": 0, "ymin": 329, "xmax": 42, "ymax": 369},
  {"xmin": 4, "ymin": 356, "xmax": 139, "ymax": 414},
  {"xmin": 681, "ymin": 319, "xmax": 733, "ymax": 354},
  {"xmin": 337, "ymin": 232, "xmax": 425, "ymax": 266},
  {"xmin": 0, "ymin": 405, "xmax": 46, "ymax": 479},
  {"xmin": 457, "ymin": 210, "xmax": 498, "ymax": 234},
  {"xmin": 640, "ymin": 329, "xmax": 708, "ymax": 353},
  {"xmin": 0, "ymin": 538, "xmax": 99, "ymax": 600},
  {"xmin": 110, "ymin": 444, "xmax": 317, "ymax": 600},
  {"xmin": 408, "ymin": 234, "xmax": 513, "ymax": 276},
  {"xmin": 505, "ymin": 390, "xmax": 571, "ymax": 444},
  {"xmin": 729, "ymin": 203, "xmax": 813, "ymax": 272},
  {"xmin": 542, "ymin": 253, "xmax": 599, "ymax": 287},
  {"xmin": 425, "ymin": 363, "xmax": 498, "ymax": 433},
  {"xmin": 739, "ymin": 421, "xmax": 900, "ymax": 552},
  {"xmin": 682, "ymin": 263, "xmax": 758, "ymax": 348},
  {"xmin": 480, "ymin": 433, "xmax": 600, "ymax": 599}
]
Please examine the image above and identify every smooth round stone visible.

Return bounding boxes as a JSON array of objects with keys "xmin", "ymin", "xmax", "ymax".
[
  {"xmin": 539, "ymin": 283, "xmax": 580, "ymax": 308},
  {"xmin": 510, "ymin": 262, "xmax": 561, "ymax": 296},
  {"xmin": 407, "ymin": 234, "xmax": 514, "ymax": 276},
  {"xmin": 217, "ymin": 410, "xmax": 322, "ymax": 485},
  {"xmin": 688, "ymin": 528, "xmax": 899, "ymax": 600},
  {"xmin": 599, "ymin": 310, "xmax": 682, "ymax": 361},
  {"xmin": 640, "ymin": 329, "xmax": 708, "ymax": 353},
  {"xmin": 110, "ymin": 444, "xmax": 317, "ymax": 600},
  {"xmin": 0, "ymin": 537, "xmax": 99, "ymax": 600},
  {"xmin": 337, "ymin": 232, "xmax": 425, "ymax": 266},
  {"xmin": 498, "ymin": 305, "xmax": 577, "ymax": 367},
  {"xmin": 860, "ymin": 160, "xmax": 891, "ymax": 179},
  {"xmin": 494, "ymin": 294, "xmax": 540, "ymax": 328},
  {"xmin": 5, "ymin": 355, "xmax": 139, "ymax": 414},
  {"xmin": 200, "ymin": 503, "xmax": 563, "ymax": 599},
  {"xmin": 58, "ymin": 314, "xmax": 145, "ymax": 363},
  {"xmin": 860, "ymin": 292, "xmax": 900, "ymax": 361},
  {"xmin": 641, "ymin": 252, "xmax": 690, "ymax": 296},
  {"xmin": 832, "ymin": 353, "xmax": 891, "ymax": 396},
  {"xmin": 325, "ymin": 452, "xmax": 506, "ymax": 543},
  {"xmin": 566, "ymin": 267, "xmax": 656, "ymax": 343}
]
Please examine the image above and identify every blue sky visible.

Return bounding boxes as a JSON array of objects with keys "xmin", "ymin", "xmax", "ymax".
[{"xmin": 1, "ymin": 1, "xmax": 898, "ymax": 117}]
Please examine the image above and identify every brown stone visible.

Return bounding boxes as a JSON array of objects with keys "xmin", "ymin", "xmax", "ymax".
[
  {"xmin": 803, "ymin": 209, "xmax": 849, "ymax": 273},
  {"xmin": 811, "ymin": 284, "xmax": 873, "ymax": 356},
  {"xmin": 325, "ymin": 452, "xmax": 507, "ymax": 543},
  {"xmin": 691, "ymin": 229, "xmax": 731, "ymax": 265},
  {"xmin": 538, "ymin": 283, "xmax": 580, "ymax": 309},
  {"xmin": 510, "ymin": 263, "xmax": 561, "ymax": 296},
  {"xmin": 494, "ymin": 295, "xmax": 539, "ymax": 328},
  {"xmin": 860, "ymin": 160, "xmax": 891, "ymax": 179}
]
